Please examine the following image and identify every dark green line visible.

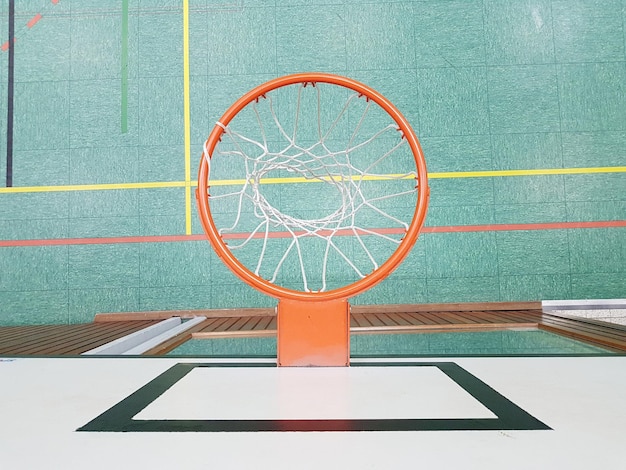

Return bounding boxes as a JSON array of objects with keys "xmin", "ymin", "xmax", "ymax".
[
  {"xmin": 6, "ymin": 0, "xmax": 15, "ymax": 187},
  {"xmin": 121, "ymin": 0, "xmax": 129, "ymax": 134}
]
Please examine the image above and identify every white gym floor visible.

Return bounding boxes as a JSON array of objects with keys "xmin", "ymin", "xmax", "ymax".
[{"xmin": 1, "ymin": 356, "xmax": 625, "ymax": 469}]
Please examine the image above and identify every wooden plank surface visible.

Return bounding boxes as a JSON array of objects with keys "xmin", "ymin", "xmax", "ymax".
[
  {"xmin": 0, "ymin": 321, "xmax": 158, "ymax": 356},
  {"xmin": 3, "ymin": 303, "xmax": 625, "ymax": 355}
]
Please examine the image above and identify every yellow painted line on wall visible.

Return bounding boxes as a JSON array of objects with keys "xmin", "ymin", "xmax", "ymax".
[
  {"xmin": 0, "ymin": 181, "xmax": 187, "ymax": 193},
  {"xmin": 183, "ymin": 0, "xmax": 192, "ymax": 235},
  {"xmin": 428, "ymin": 166, "xmax": 626, "ymax": 179},
  {"xmin": 0, "ymin": 167, "xmax": 624, "ymax": 194}
]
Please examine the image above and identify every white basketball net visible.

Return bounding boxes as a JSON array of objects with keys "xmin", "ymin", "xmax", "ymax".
[{"xmin": 203, "ymin": 82, "xmax": 420, "ymax": 293}]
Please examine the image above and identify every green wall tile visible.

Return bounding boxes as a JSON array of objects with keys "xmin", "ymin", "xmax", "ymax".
[
  {"xmin": 564, "ymin": 174, "xmax": 626, "ymax": 202},
  {"xmin": 140, "ymin": 215, "xmax": 185, "ymax": 236},
  {"xmin": 190, "ymin": 76, "xmax": 209, "ymax": 145},
  {"xmin": 138, "ymin": 10, "xmax": 182, "ymax": 77},
  {"xmin": 427, "ymin": 276, "xmax": 501, "ymax": 303},
  {"xmin": 68, "ymin": 217, "xmax": 140, "ymax": 238},
  {"xmin": 494, "ymin": 203, "xmax": 567, "ymax": 224},
  {"xmin": 488, "ymin": 65, "xmax": 560, "ymax": 134},
  {"xmin": 429, "ymin": 178, "xmax": 494, "ymax": 207},
  {"xmin": 205, "ymin": 7, "xmax": 276, "ymax": 75},
  {"xmin": 417, "ymin": 67, "xmax": 489, "ymax": 137},
  {"xmin": 491, "ymin": 133, "xmax": 562, "ymax": 170},
  {"xmin": 566, "ymin": 201, "xmax": 626, "ymax": 222},
  {"xmin": 346, "ymin": 2, "xmax": 416, "ymax": 71},
  {"xmin": 69, "ymin": 79, "xmax": 138, "ymax": 148},
  {"xmin": 0, "ymin": 246, "xmax": 68, "ymax": 291},
  {"xmin": 497, "ymin": 230, "xmax": 570, "ymax": 275},
  {"xmin": 0, "ymin": 193, "xmax": 69, "ymax": 220},
  {"xmin": 138, "ymin": 77, "xmax": 184, "ymax": 146},
  {"xmin": 140, "ymin": 241, "xmax": 214, "ymax": 287},
  {"xmin": 69, "ymin": 288, "xmax": 140, "ymax": 323},
  {"xmin": 493, "ymin": 176, "xmax": 565, "ymax": 204},
  {"xmin": 499, "ymin": 274, "xmax": 571, "ymax": 301},
  {"xmin": 484, "ymin": 0, "xmax": 554, "ymax": 65},
  {"xmin": 562, "ymin": 131, "xmax": 626, "ymax": 167},
  {"xmin": 414, "ymin": 0, "xmax": 485, "ymax": 67},
  {"xmin": 552, "ymin": 0, "xmax": 625, "ymax": 62},
  {"xmin": 426, "ymin": 205, "xmax": 495, "ymax": 227},
  {"xmin": 188, "ymin": 4, "xmax": 208, "ymax": 77},
  {"xmin": 14, "ymin": 81, "xmax": 69, "ymax": 151},
  {"xmin": 70, "ymin": 15, "xmax": 122, "ymax": 80},
  {"xmin": 70, "ymin": 147, "xmax": 138, "ymax": 185},
  {"xmin": 69, "ymin": 190, "xmax": 139, "ymax": 218},
  {"xmin": 353, "ymin": 277, "xmax": 427, "ymax": 305},
  {"xmin": 421, "ymin": 135, "xmax": 492, "ymax": 173},
  {"xmin": 425, "ymin": 232, "xmax": 498, "ymax": 278},
  {"xmin": 138, "ymin": 145, "xmax": 186, "ymax": 182},
  {"xmin": 13, "ymin": 14, "xmax": 70, "ymax": 82},
  {"xmin": 139, "ymin": 188, "xmax": 185, "ymax": 216},
  {"xmin": 0, "ymin": 219, "xmax": 69, "ymax": 241},
  {"xmin": 0, "ymin": 290, "xmax": 68, "ymax": 326},
  {"xmin": 69, "ymin": 244, "xmax": 140, "ymax": 289},
  {"xmin": 569, "ymin": 228, "xmax": 625, "ymax": 274},
  {"xmin": 209, "ymin": 282, "xmax": 275, "ymax": 308},
  {"xmin": 13, "ymin": 149, "xmax": 70, "ymax": 186},
  {"xmin": 276, "ymin": 6, "xmax": 347, "ymax": 74},
  {"xmin": 140, "ymin": 286, "xmax": 212, "ymax": 311},
  {"xmin": 558, "ymin": 63, "xmax": 626, "ymax": 132},
  {"xmin": 571, "ymin": 273, "xmax": 626, "ymax": 299}
]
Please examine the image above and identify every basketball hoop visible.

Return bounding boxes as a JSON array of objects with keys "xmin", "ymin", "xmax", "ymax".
[{"xmin": 197, "ymin": 73, "xmax": 429, "ymax": 366}]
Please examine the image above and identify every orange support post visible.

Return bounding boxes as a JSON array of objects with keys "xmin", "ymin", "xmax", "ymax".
[{"xmin": 277, "ymin": 298, "xmax": 350, "ymax": 367}]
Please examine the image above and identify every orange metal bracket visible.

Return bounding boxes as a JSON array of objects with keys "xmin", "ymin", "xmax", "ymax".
[{"xmin": 277, "ymin": 298, "xmax": 350, "ymax": 367}]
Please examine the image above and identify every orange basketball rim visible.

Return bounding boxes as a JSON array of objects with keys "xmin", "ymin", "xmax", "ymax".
[{"xmin": 196, "ymin": 73, "xmax": 429, "ymax": 366}]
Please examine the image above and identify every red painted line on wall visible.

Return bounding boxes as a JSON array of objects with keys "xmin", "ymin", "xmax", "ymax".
[
  {"xmin": 27, "ymin": 14, "xmax": 42, "ymax": 29},
  {"xmin": 2, "ymin": 1, "xmax": 60, "ymax": 52},
  {"xmin": 0, "ymin": 221, "xmax": 624, "ymax": 248}
]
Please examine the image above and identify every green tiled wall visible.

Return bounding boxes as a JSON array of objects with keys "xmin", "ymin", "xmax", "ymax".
[{"xmin": 0, "ymin": 0, "xmax": 624, "ymax": 325}]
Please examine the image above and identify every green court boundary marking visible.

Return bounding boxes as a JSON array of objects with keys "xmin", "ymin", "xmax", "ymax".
[{"xmin": 0, "ymin": 166, "xmax": 624, "ymax": 194}]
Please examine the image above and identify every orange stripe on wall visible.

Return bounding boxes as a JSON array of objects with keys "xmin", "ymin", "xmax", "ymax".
[{"xmin": 27, "ymin": 14, "xmax": 42, "ymax": 29}]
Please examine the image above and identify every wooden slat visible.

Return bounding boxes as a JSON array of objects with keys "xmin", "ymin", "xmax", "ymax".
[
  {"xmin": 19, "ymin": 322, "xmax": 149, "ymax": 355},
  {"xmin": 539, "ymin": 316, "xmax": 626, "ymax": 347},
  {"xmin": 539, "ymin": 323, "xmax": 626, "ymax": 352},
  {"xmin": 253, "ymin": 316, "xmax": 274, "ymax": 331},
  {"xmin": 192, "ymin": 330, "xmax": 277, "ymax": 339},
  {"xmin": 351, "ymin": 322, "xmax": 539, "ymax": 334},
  {"xmin": 351, "ymin": 301, "xmax": 542, "ymax": 314},
  {"xmin": 0, "ymin": 321, "xmax": 158, "ymax": 355},
  {"xmin": 94, "ymin": 308, "xmax": 274, "ymax": 322}
]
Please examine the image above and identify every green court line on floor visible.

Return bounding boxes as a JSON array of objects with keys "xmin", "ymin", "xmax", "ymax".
[
  {"xmin": 183, "ymin": 0, "xmax": 193, "ymax": 236},
  {"xmin": 1, "ymin": 221, "xmax": 624, "ymax": 248},
  {"xmin": 0, "ymin": 166, "xmax": 624, "ymax": 194}
]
